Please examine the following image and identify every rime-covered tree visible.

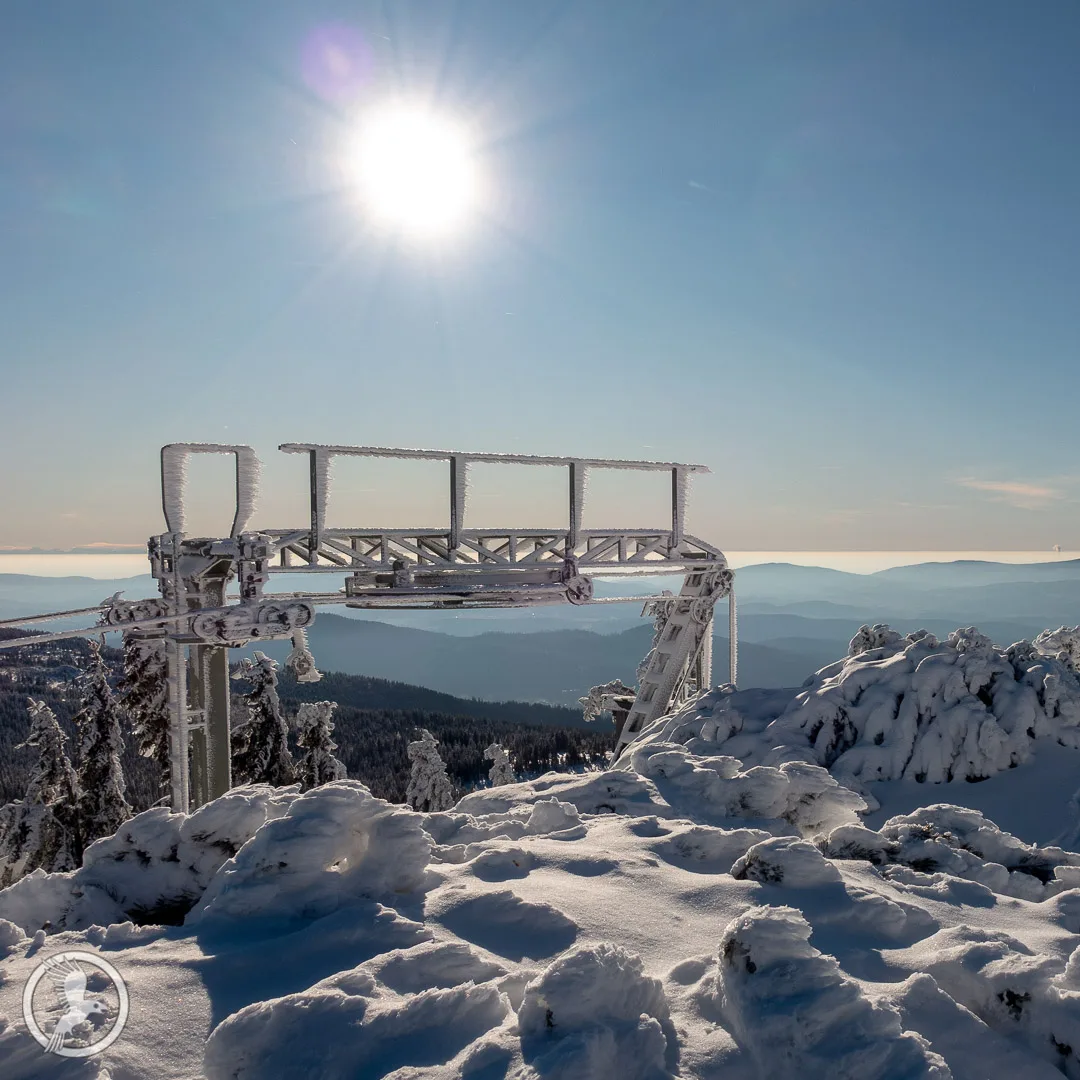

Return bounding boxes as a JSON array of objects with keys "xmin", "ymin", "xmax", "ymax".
[
  {"xmin": 295, "ymin": 701, "xmax": 347, "ymax": 791},
  {"xmin": 73, "ymin": 641, "xmax": 132, "ymax": 853},
  {"xmin": 120, "ymin": 634, "xmax": 171, "ymax": 796},
  {"xmin": 484, "ymin": 742, "xmax": 515, "ymax": 787},
  {"xmin": 405, "ymin": 728, "xmax": 455, "ymax": 812},
  {"xmin": 22, "ymin": 698, "xmax": 80, "ymax": 807},
  {"xmin": 0, "ymin": 699, "xmax": 81, "ymax": 885},
  {"xmin": 231, "ymin": 652, "xmax": 296, "ymax": 787}
]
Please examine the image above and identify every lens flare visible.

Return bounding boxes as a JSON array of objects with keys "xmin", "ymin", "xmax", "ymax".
[{"xmin": 301, "ymin": 24, "xmax": 374, "ymax": 105}]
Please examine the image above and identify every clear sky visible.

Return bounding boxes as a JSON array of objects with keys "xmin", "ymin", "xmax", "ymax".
[{"xmin": 2, "ymin": 1, "xmax": 1079, "ymax": 551}]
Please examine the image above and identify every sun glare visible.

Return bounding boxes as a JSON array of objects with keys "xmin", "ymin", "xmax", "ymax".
[{"xmin": 349, "ymin": 104, "xmax": 479, "ymax": 238}]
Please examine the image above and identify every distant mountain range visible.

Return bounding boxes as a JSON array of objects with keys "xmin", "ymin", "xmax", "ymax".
[
  {"xmin": 3, "ymin": 558, "xmax": 1079, "ymax": 708},
  {"xmin": 251, "ymin": 616, "xmax": 842, "ymax": 706}
]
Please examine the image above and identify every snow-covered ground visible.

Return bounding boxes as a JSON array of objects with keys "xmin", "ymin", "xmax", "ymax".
[{"xmin": 2, "ymin": 625, "xmax": 1080, "ymax": 1079}]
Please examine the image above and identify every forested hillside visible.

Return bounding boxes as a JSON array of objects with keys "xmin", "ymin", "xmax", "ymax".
[
  {"xmin": 0, "ymin": 630, "xmax": 613, "ymax": 807},
  {"xmin": 0, "ymin": 630, "xmax": 160, "ymax": 807}
]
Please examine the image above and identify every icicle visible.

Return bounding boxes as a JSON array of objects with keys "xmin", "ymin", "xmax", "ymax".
[
  {"xmin": 728, "ymin": 584, "xmax": 738, "ymax": 687},
  {"xmin": 160, "ymin": 445, "xmax": 190, "ymax": 534},
  {"xmin": 285, "ymin": 627, "xmax": 322, "ymax": 683},
  {"xmin": 569, "ymin": 462, "xmax": 588, "ymax": 548},
  {"xmin": 680, "ymin": 470, "xmax": 693, "ymax": 527},
  {"xmin": 460, "ymin": 458, "xmax": 472, "ymax": 516},
  {"xmin": 672, "ymin": 467, "xmax": 692, "ymax": 545},
  {"xmin": 450, "ymin": 456, "xmax": 469, "ymax": 548},
  {"xmin": 314, "ymin": 450, "xmax": 333, "ymax": 533},
  {"xmin": 233, "ymin": 446, "xmax": 261, "ymax": 536}
]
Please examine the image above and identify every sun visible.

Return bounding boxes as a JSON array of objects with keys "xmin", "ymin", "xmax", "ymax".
[{"xmin": 349, "ymin": 104, "xmax": 479, "ymax": 238}]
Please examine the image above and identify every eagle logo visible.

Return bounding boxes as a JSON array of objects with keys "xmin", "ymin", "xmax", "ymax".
[{"xmin": 22, "ymin": 951, "xmax": 129, "ymax": 1058}]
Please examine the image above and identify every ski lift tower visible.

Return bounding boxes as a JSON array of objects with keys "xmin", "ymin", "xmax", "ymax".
[{"xmin": 0, "ymin": 443, "xmax": 736, "ymax": 811}]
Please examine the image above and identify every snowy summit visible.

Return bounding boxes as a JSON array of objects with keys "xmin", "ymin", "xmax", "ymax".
[{"xmin": 0, "ymin": 624, "xmax": 1079, "ymax": 1078}]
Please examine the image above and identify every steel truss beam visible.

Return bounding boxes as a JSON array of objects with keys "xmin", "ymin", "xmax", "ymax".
[{"xmin": 264, "ymin": 529, "xmax": 722, "ymax": 573}]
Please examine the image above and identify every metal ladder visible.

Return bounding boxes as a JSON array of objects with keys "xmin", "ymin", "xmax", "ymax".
[{"xmin": 613, "ymin": 567, "xmax": 734, "ymax": 757}]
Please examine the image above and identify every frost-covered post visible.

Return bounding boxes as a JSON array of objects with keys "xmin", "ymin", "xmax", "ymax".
[
  {"xmin": 405, "ymin": 729, "xmax": 455, "ymax": 812},
  {"xmin": 285, "ymin": 627, "xmax": 323, "ymax": 684},
  {"xmin": 295, "ymin": 701, "xmax": 347, "ymax": 791},
  {"xmin": 120, "ymin": 634, "xmax": 172, "ymax": 797},
  {"xmin": 73, "ymin": 641, "xmax": 132, "ymax": 854},
  {"xmin": 0, "ymin": 699, "xmax": 81, "ymax": 885},
  {"xmin": 484, "ymin": 742, "xmax": 515, "ymax": 787},
  {"xmin": 230, "ymin": 652, "xmax": 296, "ymax": 787}
]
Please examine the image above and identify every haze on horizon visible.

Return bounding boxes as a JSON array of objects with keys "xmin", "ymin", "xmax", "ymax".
[{"xmin": 3, "ymin": 2, "xmax": 1079, "ymax": 551}]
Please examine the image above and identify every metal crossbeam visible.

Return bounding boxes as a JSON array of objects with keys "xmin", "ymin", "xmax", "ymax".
[
  {"xmin": 278, "ymin": 443, "xmax": 708, "ymax": 471},
  {"xmin": 263, "ymin": 529, "xmax": 722, "ymax": 573}
]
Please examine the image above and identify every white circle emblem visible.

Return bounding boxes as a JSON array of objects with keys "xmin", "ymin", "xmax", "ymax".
[{"xmin": 22, "ymin": 950, "xmax": 130, "ymax": 1058}]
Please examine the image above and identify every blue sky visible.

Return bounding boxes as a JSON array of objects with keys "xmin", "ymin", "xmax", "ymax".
[{"xmin": 2, "ymin": 1, "xmax": 1079, "ymax": 550}]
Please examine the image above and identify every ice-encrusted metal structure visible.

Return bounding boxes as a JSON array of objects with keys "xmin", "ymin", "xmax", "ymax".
[{"xmin": 0, "ymin": 443, "xmax": 736, "ymax": 810}]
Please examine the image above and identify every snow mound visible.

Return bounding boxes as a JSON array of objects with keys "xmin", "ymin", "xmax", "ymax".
[
  {"xmin": 465, "ymin": 844, "xmax": 535, "ymax": 881},
  {"xmin": 368, "ymin": 940, "xmax": 508, "ymax": 995},
  {"xmin": 651, "ymin": 823, "xmax": 771, "ymax": 874},
  {"xmin": 1051, "ymin": 889, "xmax": 1080, "ymax": 933},
  {"xmin": 204, "ymin": 954, "xmax": 511, "ymax": 1080},
  {"xmin": 821, "ymin": 805, "xmax": 1080, "ymax": 900},
  {"xmin": 816, "ymin": 881, "xmax": 938, "ymax": 943},
  {"xmin": 890, "ymin": 924, "xmax": 1080, "ymax": 1077},
  {"xmin": 0, "ymin": 918, "xmax": 26, "ymax": 956},
  {"xmin": 437, "ymin": 889, "xmax": 578, "ymax": 962},
  {"xmin": 731, "ymin": 836, "xmax": 843, "ymax": 887},
  {"xmin": 456, "ymin": 752, "xmax": 863, "ymax": 837},
  {"xmin": 191, "ymin": 781, "xmax": 431, "ymax": 930},
  {"xmin": 518, "ymin": 942, "xmax": 676, "ymax": 1080},
  {"xmin": 627, "ymin": 742, "xmax": 865, "ymax": 835},
  {"xmin": 718, "ymin": 904, "xmax": 952, "ymax": 1078},
  {"xmin": 638, "ymin": 626, "xmax": 1080, "ymax": 800},
  {"xmin": 0, "ymin": 783, "xmax": 295, "ymax": 933},
  {"xmin": 455, "ymin": 768, "xmax": 661, "ymax": 819},
  {"xmin": 525, "ymin": 797, "xmax": 584, "ymax": 837}
]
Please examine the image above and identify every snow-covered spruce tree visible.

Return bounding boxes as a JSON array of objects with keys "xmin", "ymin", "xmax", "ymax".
[
  {"xmin": 1034, "ymin": 625, "xmax": 1080, "ymax": 672},
  {"xmin": 73, "ymin": 640, "xmax": 132, "ymax": 854},
  {"xmin": 295, "ymin": 701, "xmax": 347, "ymax": 791},
  {"xmin": 484, "ymin": 742, "xmax": 515, "ymax": 787},
  {"xmin": 120, "ymin": 633, "xmax": 171, "ymax": 796},
  {"xmin": 230, "ymin": 652, "xmax": 296, "ymax": 787},
  {"xmin": 22, "ymin": 698, "xmax": 81, "ymax": 807},
  {"xmin": 0, "ymin": 699, "xmax": 81, "ymax": 886},
  {"xmin": 405, "ymin": 729, "xmax": 455, "ymax": 812}
]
